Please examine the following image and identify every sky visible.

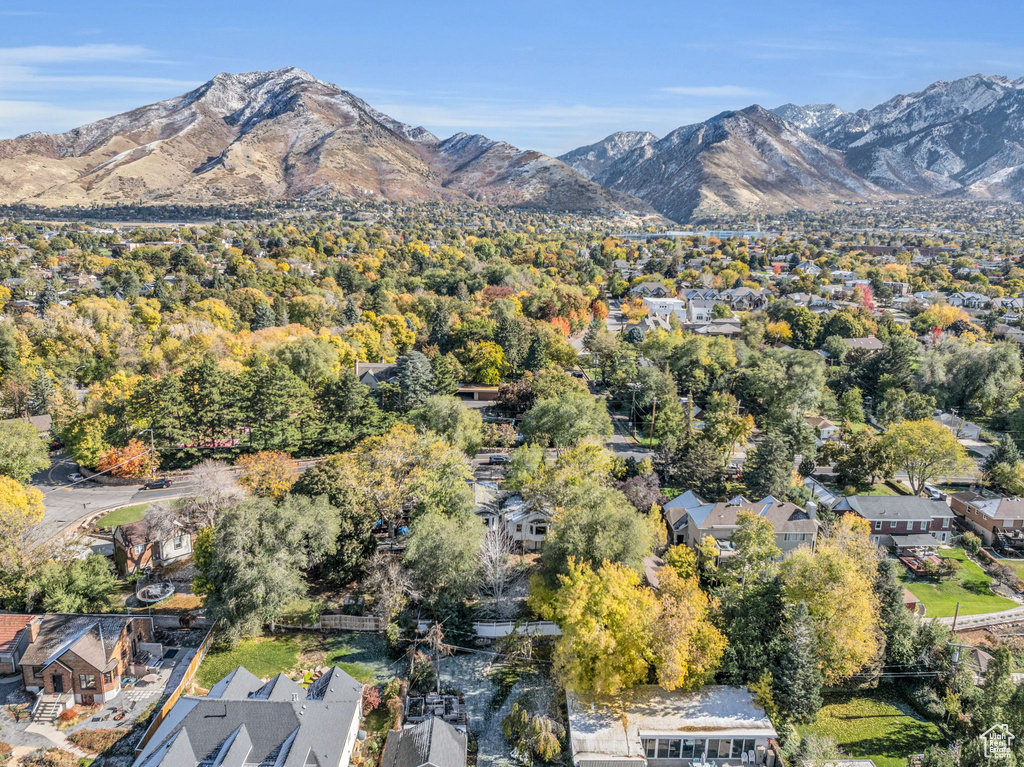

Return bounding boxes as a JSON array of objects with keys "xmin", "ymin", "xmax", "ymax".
[{"xmin": 1, "ymin": 0, "xmax": 1024, "ymax": 156}]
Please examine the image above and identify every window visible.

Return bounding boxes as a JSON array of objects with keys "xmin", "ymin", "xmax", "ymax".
[
  {"xmin": 943, "ymin": 518, "xmax": 949, "ymax": 528},
  {"xmin": 889, "ymin": 521, "xmax": 897, "ymax": 529},
  {"xmin": 657, "ymin": 740, "xmax": 671, "ymax": 759},
  {"xmin": 103, "ymin": 671, "xmax": 113, "ymax": 684},
  {"xmin": 534, "ymin": 525, "xmax": 547, "ymax": 536},
  {"xmin": 731, "ymin": 740, "xmax": 744, "ymax": 758},
  {"xmin": 515, "ymin": 524, "xmax": 523, "ymax": 532},
  {"xmin": 79, "ymin": 674, "xmax": 96, "ymax": 690},
  {"xmin": 644, "ymin": 740, "xmax": 656, "ymax": 759},
  {"xmin": 133, "ymin": 544, "xmax": 145, "ymax": 555},
  {"xmin": 32, "ymin": 666, "xmax": 42, "ymax": 679},
  {"xmin": 174, "ymin": 536, "xmax": 184, "ymax": 549},
  {"xmin": 874, "ymin": 521, "xmax": 882, "ymax": 530},
  {"xmin": 692, "ymin": 740, "xmax": 705, "ymax": 759},
  {"xmin": 706, "ymin": 740, "xmax": 720, "ymax": 759},
  {"xmin": 681, "ymin": 740, "xmax": 695, "ymax": 759}
]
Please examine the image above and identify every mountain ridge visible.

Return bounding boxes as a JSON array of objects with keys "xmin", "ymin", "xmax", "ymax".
[{"xmin": 0, "ymin": 67, "xmax": 655, "ymax": 216}]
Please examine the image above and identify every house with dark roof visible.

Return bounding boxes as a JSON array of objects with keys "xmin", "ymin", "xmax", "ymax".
[
  {"xmin": 21, "ymin": 614, "xmax": 154, "ymax": 707},
  {"xmin": 832, "ymin": 495, "xmax": 954, "ymax": 548},
  {"xmin": 355, "ymin": 361, "xmax": 398, "ymax": 389},
  {"xmin": 382, "ymin": 717, "xmax": 468, "ymax": 767},
  {"xmin": 133, "ymin": 665, "xmax": 364, "ymax": 767},
  {"xmin": 0, "ymin": 614, "xmax": 36, "ymax": 674},
  {"xmin": 662, "ymin": 492, "xmax": 819, "ymax": 555},
  {"xmin": 113, "ymin": 518, "xmax": 196, "ymax": 575}
]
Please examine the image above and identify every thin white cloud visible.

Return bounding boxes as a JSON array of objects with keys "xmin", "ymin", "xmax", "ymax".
[
  {"xmin": 0, "ymin": 65, "xmax": 200, "ymax": 91},
  {"xmin": 661, "ymin": 85, "xmax": 771, "ymax": 97},
  {"xmin": 0, "ymin": 43, "xmax": 151, "ymax": 64},
  {"xmin": 0, "ymin": 100, "xmax": 111, "ymax": 137}
]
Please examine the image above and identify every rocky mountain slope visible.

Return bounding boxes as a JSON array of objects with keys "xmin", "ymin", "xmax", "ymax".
[
  {"xmin": 0, "ymin": 68, "xmax": 652, "ymax": 214},
  {"xmin": 557, "ymin": 131, "xmax": 659, "ymax": 180},
  {"xmin": 590, "ymin": 106, "xmax": 885, "ymax": 222},
  {"xmin": 559, "ymin": 73, "xmax": 1024, "ymax": 220}
]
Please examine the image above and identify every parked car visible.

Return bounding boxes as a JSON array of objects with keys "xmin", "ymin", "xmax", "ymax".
[
  {"xmin": 488, "ymin": 454, "xmax": 511, "ymax": 465},
  {"xmin": 68, "ymin": 472, "xmax": 84, "ymax": 482},
  {"xmin": 144, "ymin": 478, "xmax": 172, "ymax": 490}
]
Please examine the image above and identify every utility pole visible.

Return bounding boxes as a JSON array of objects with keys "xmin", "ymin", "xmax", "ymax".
[
  {"xmin": 951, "ymin": 601, "xmax": 960, "ymax": 633},
  {"xmin": 649, "ymin": 397, "xmax": 658, "ymax": 449},
  {"xmin": 139, "ymin": 428, "xmax": 155, "ymax": 479}
]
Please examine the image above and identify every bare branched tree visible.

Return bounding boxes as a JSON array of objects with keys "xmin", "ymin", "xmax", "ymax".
[
  {"xmin": 479, "ymin": 526, "xmax": 518, "ymax": 604},
  {"xmin": 363, "ymin": 551, "xmax": 417, "ymax": 623},
  {"xmin": 180, "ymin": 459, "xmax": 248, "ymax": 531}
]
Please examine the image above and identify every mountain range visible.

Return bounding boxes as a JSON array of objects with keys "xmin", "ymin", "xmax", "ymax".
[
  {"xmin": 0, "ymin": 67, "xmax": 652, "ymax": 215},
  {"xmin": 3, "ymin": 69, "xmax": 1024, "ymax": 221},
  {"xmin": 559, "ymin": 73, "xmax": 1024, "ymax": 221}
]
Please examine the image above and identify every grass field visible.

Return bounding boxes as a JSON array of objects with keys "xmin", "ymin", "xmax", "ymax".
[
  {"xmin": 900, "ymin": 548, "xmax": 1016, "ymax": 618},
  {"xmin": 797, "ymin": 688, "xmax": 945, "ymax": 767},
  {"xmin": 195, "ymin": 631, "xmax": 389, "ymax": 690},
  {"xmin": 95, "ymin": 502, "xmax": 151, "ymax": 530}
]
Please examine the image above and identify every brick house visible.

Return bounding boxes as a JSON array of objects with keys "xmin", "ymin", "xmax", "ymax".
[
  {"xmin": 113, "ymin": 518, "xmax": 196, "ymax": 575},
  {"xmin": 833, "ymin": 495, "xmax": 954, "ymax": 549},
  {"xmin": 21, "ymin": 614, "xmax": 154, "ymax": 706},
  {"xmin": 948, "ymin": 492, "xmax": 1024, "ymax": 546},
  {"xmin": 0, "ymin": 614, "xmax": 36, "ymax": 674}
]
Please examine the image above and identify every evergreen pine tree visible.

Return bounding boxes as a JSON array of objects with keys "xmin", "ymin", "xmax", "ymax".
[
  {"xmin": 274, "ymin": 296, "xmax": 289, "ymax": 326},
  {"xmin": 982, "ymin": 434, "xmax": 1022, "ymax": 477},
  {"xmin": 773, "ymin": 602, "xmax": 822, "ymax": 724},
  {"xmin": 394, "ymin": 351, "xmax": 435, "ymax": 409},
  {"xmin": 342, "ymin": 297, "xmax": 361, "ymax": 326},
  {"xmin": 428, "ymin": 305, "xmax": 453, "ymax": 353},
  {"xmin": 523, "ymin": 335, "xmax": 549, "ymax": 372},
  {"xmin": 743, "ymin": 430, "xmax": 793, "ymax": 499},
  {"xmin": 37, "ymin": 282, "xmax": 58, "ymax": 310},
  {"xmin": 251, "ymin": 301, "xmax": 276, "ymax": 331},
  {"xmin": 29, "ymin": 371, "xmax": 56, "ymax": 416}
]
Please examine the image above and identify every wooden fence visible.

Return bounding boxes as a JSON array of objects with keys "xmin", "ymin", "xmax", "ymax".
[
  {"xmin": 317, "ymin": 614, "xmax": 384, "ymax": 632},
  {"xmin": 416, "ymin": 619, "xmax": 561, "ymax": 638},
  {"xmin": 135, "ymin": 621, "xmax": 218, "ymax": 754}
]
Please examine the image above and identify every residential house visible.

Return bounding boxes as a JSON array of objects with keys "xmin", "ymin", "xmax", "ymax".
[
  {"xmin": 0, "ymin": 614, "xmax": 36, "ymax": 673},
  {"xmin": 132, "ymin": 665, "xmax": 364, "ymax": 767},
  {"xmin": 805, "ymin": 416, "xmax": 840, "ymax": 442},
  {"xmin": 841, "ymin": 336, "xmax": 885, "ymax": 352},
  {"xmin": 682, "ymin": 288, "xmax": 720, "ymax": 302},
  {"xmin": 690, "ymin": 319, "xmax": 742, "ymax": 337},
  {"xmin": 567, "ymin": 685, "xmax": 778, "ymax": 767},
  {"xmin": 833, "ymin": 495, "xmax": 954, "ymax": 548},
  {"xmin": 481, "ymin": 495, "xmax": 551, "ymax": 552},
  {"xmin": 687, "ymin": 299, "xmax": 718, "ymax": 323},
  {"xmin": 355, "ymin": 361, "xmax": 398, "ymax": 389},
  {"xmin": 662, "ymin": 492, "xmax": 819, "ymax": 555},
  {"xmin": 2, "ymin": 414, "xmax": 52, "ymax": 436},
  {"xmin": 718, "ymin": 287, "xmax": 766, "ymax": 311},
  {"xmin": 113, "ymin": 519, "xmax": 196, "ymax": 575},
  {"xmin": 793, "ymin": 261, "xmax": 821, "ymax": 275},
  {"xmin": 381, "ymin": 718, "xmax": 468, "ymax": 767},
  {"xmin": 631, "ymin": 282, "xmax": 672, "ymax": 298},
  {"xmin": 21, "ymin": 614, "xmax": 155, "ymax": 707},
  {"xmin": 948, "ymin": 493, "xmax": 1024, "ymax": 547},
  {"xmin": 643, "ymin": 297, "xmax": 687, "ymax": 323},
  {"xmin": 948, "ymin": 292, "xmax": 992, "ymax": 310}
]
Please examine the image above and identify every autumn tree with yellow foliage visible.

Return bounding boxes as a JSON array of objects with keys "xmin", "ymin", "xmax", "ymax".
[
  {"xmin": 781, "ymin": 515, "xmax": 881, "ymax": 684},
  {"xmin": 540, "ymin": 558, "xmax": 725, "ymax": 696}
]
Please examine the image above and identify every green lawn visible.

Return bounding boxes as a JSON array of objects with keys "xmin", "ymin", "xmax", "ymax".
[
  {"xmin": 797, "ymin": 688, "xmax": 945, "ymax": 767},
  {"xmin": 862, "ymin": 483, "xmax": 900, "ymax": 496},
  {"xmin": 195, "ymin": 632, "xmax": 387, "ymax": 690},
  {"xmin": 900, "ymin": 548, "xmax": 1016, "ymax": 618},
  {"xmin": 95, "ymin": 503, "xmax": 151, "ymax": 530}
]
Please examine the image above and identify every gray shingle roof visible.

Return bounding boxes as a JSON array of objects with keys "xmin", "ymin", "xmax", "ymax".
[
  {"xmin": 381, "ymin": 718, "xmax": 468, "ymax": 767},
  {"xmin": 834, "ymin": 495, "xmax": 953, "ymax": 521},
  {"xmin": 134, "ymin": 665, "xmax": 363, "ymax": 767}
]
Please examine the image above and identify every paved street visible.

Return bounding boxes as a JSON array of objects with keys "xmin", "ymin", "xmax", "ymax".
[{"xmin": 30, "ymin": 455, "xmax": 191, "ymax": 543}]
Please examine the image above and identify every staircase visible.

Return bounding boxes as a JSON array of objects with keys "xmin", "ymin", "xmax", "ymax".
[{"xmin": 33, "ymin": 694, "xmax": 70, "ymax": 723}]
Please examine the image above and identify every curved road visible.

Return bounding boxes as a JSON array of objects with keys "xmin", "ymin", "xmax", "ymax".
[{"xmin": 30, "ymin": 455, "xmax": 192, "ymax": 543}]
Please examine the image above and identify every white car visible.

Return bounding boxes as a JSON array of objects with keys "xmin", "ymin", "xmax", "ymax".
[{"xmin": 68, "ymin": 472, "xmax": 84, "ymax": 482}]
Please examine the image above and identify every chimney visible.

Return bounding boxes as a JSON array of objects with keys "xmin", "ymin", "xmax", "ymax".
[
  {"xmin": 806, "ymin": 502, "xmax": 817, "ymax": 521},
  {"xmin": 26, "ymin": 616, "xmax": 40, "ymax": 643}
]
